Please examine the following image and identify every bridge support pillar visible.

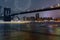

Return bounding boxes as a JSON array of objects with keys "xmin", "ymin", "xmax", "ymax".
[
  {"xmin": 3, "ymin": 8, "xmax": 11, "ymax": 40},
  {"xmin": 4, "ymin": 8, "xmax": 11, "ymax": 21}
]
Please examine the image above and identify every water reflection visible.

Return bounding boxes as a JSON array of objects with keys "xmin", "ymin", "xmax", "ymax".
[{"xmin": 0, "ymin": 22, "xmax": 60, "ymax": 40}]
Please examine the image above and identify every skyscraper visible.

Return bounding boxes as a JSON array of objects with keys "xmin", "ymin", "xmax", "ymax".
[{"xmin": 35, "ymin": 13, "xmax": 39, "ymax": 20}]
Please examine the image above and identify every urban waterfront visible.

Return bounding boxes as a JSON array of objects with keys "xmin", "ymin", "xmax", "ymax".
[
  {"xmin": 0, "ymin": 0, "xmax": 60, "ymax": 40},
  {"xmin": 0, "ymin": 21, "xmax": 60, "ymax": 40}
]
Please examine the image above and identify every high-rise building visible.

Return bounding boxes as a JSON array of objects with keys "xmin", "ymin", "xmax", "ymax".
[
  {"xmin": 23, "ymin": 16, "xmax": 26, "ymax": 21},
  {"xmin": 35, "ymin": 13, "xmax": 39, "ymax": 20}
]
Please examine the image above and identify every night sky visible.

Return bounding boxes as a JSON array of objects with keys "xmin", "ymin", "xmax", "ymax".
[
  {"xmin": 0, "ymin": 0, "xmax": 60, "ymax": 12},
  {"xmin": 0, "ymin": 0, "xmax": 60, "ymax": 19}
]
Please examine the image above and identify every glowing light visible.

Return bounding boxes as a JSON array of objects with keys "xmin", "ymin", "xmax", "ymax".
[
  {"xmin": 57, "ymin": 3, "xmax": 60, "ymax": 6},
  {"xmin": 50, "ymin": 6, "xmax": 54, "ymax": 8}
]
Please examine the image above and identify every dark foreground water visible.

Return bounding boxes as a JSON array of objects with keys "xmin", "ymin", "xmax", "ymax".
[{"xmin": 0, "ymin": 22, "xmax": 60, "ymax": 40}]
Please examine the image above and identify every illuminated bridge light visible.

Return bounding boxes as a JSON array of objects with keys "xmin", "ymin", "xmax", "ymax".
[
  {"xmin": 50, "ymin": 6, "xmax": 53, "ymax": 8},
  {"xmin": 50, "ymin": 4, "xmax": 60, "ymax": 8}
]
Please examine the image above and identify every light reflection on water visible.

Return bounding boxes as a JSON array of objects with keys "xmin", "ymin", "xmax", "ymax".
[{"xmin": 0, "ymin": 22, "xmax": 60, "ymax": 40}]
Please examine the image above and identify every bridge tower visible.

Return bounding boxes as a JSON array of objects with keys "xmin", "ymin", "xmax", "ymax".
[
  {"xmin": 3, "ymin": 8, "xmax": 11, "ymax": 40},
  {"xmin": 4, "ymin": 8, "xmax": 11, "ymax": 21}
]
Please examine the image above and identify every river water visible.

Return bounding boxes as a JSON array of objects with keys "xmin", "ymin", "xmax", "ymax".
[{"xmin": 0, "ymin": 22, "xmax": 60, "ymax": 40}]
